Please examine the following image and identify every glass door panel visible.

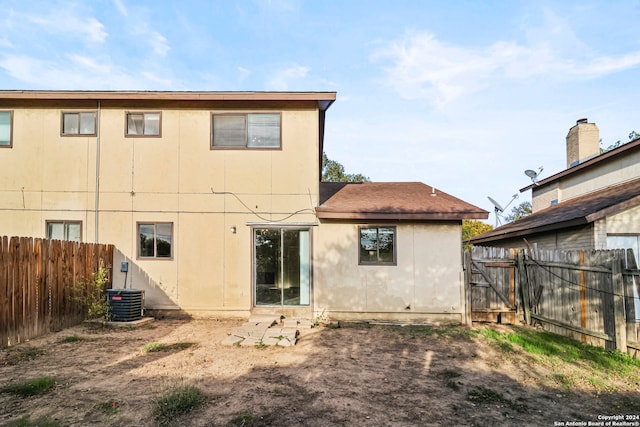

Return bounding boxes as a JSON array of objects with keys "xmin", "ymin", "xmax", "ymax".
[{"xmin": 254, "ymin": 228, "xmax": 310, "ymax": 306}]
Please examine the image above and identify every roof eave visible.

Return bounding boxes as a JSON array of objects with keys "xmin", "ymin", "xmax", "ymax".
[
  {"xmin": 315, "ymin": 211, "xmax": 488, "ymax": 220},
  {"xmin": 0, "ymin": 90, "xmax": 337, "ymax": 108},
  {"xmin": 469, "ymin": 217, "xmax": 588, "ymax": 244}
]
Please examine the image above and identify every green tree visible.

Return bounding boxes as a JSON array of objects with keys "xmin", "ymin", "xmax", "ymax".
[
  {"xmin": 462, "ymin": 220, "xmax": 493, "ymax": 250},
  {"xmin": 322, "ymin": 152, "xmax": 370, "ymax": 182},
  {"xmin": 504, "ymin": 201, "xmax": 532, "ymax": 222}
]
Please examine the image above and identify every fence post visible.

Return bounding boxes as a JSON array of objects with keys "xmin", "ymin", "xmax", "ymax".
[
  {"xmin": 464, "ymin": 250, "xmax": 472, "ymax": 326},
  {"xmin": 517, "ymin": 250, "xmax": 531, "ymax": 325},
  {"xmin": 612, "ymin": 255, "xmax": 627, "ymax": 352}
]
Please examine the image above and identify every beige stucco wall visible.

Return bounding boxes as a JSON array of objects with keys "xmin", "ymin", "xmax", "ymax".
[
  {"xmin": 0, "ymin": 105, "xmax": 321, "ymax": 316},
  {"xmin": 314, "ymin": 221, "xmax": 465, "ymax": 323}
]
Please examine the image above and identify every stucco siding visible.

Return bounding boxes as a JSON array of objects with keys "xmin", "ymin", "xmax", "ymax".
[
  {"xmin": 0, "ymin": 103, "xmax": 322, "ymax": 315},
  {"xmin": 315, "ymin": 221, "xmax": 464, "ymax": 322}
]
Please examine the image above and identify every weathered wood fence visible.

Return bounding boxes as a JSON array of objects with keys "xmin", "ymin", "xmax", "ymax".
[
  {"xmin": 0, "ymin": 236, "xmax": 114, "ymax": 348},
  {"xmin": 466, "ymin": 246, "xmax": 640, "ymax": 356}
]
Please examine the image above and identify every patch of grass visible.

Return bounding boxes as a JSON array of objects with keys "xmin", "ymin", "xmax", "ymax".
[
  {"xmin": 94, "ymin": 400, "xmax": 119, "ymax": 415},
  {"xmin": 439, "ymin": 369, "xmax": 462, "ymax": 391},
  {"xmin": 4, "ymin": 347, "xmax": 44, "ymax": 365},
  {"xmin": 230, "ymin": 413, "xmax": 273, "ymax": 426},
  {"xmin": 478, "ymin": 326, "xmax": 640, "ymax": 376},
  {"xmin": 12, "ymin": 414, "xmax": 62, "ymax": 427},
  {"xmin": 255, "ymin": 340, "xmax": 267, "ymax": 349},
  {"xmin": 60, "ymin": 335, "xmax": 84, "ymax": 343},
  {"xmin": 467, "ymin": 386, "xmax": 528, "ymax": 412},
  {"xmin": 141, "ymin": 342, "xmax": 195, "ymax": 353},
  {"xmin": 1, "ymin": 376, "xmax": 56, "ymax": 397},
  {"xmin": 153, "ymin": 385, "xmax": 207, "ymax": 426},
  {"xmin": 553, "ymin": 373, "xmax": 576, "ymax": 390}
]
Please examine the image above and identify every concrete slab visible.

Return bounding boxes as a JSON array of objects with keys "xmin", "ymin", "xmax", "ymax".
[
  {"xmin": 240, "ymin": 337, "xmax": 262, "ymax": 347},
  {"xmin": 223, "ymin": 316, "xmax": 309, "ymax": 347},
  {"xmin": 97, "ymin": 317, "xmax": 155, "ymax": 329}
]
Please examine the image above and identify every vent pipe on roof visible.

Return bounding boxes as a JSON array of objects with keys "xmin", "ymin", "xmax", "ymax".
[{"xmin": 566, "ymin": 118, "xmax": 599, "ymax": 168}]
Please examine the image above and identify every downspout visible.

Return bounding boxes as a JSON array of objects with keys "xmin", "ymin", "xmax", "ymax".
[{"xmin": 94, "ymin": 100, "xmax": 101, "ymax": 243}]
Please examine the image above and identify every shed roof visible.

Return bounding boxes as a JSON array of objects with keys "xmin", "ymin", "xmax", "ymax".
[
  {"xmin": 471, "ymin": 177, "xmax": 640, "ymax": 244},
  {"xmin": 316, "ymin": 182, "xmax": 488, "ymax": 221}
]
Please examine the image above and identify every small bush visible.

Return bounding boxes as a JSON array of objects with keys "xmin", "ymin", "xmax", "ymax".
[
  {"xmin": 72, "ymin": 264, "xmax": 110, "ymax": 320},
  {"xmin": 1, "ymin": 376, "xmax": 56, "ymax": 397},
  {"xmin": 153, "ymin": 385, "xmax": 207, "ymax": 426}
]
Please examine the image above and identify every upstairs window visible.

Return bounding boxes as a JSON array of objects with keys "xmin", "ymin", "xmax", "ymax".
[
  {"xmin": 138, "ymin": 222, "xmax": 173, "ymax": 259},
  {"xmin": 0, "ymin": 111, "xmax": 12, "ymax": 147},
  {"xmin": 46, "ymin": 221, "xmax": 82, "ymax": 242},
  {"xmin": 62, "ymin": 112, "xmax": 96, "ymax": 135},
  {"xmin": 126, "ymin": 112, "xmax": 161, "ymax": 136},
  {"xmin": 212, "ymin": 113, "xmax": 281, "ymax": 148},
  {"xmin": 359, "ymin": 226, "xmax": 396, "ymax": 265}
]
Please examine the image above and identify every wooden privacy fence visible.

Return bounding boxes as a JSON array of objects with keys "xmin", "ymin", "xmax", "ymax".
[
  {"xmin": 0, "ymin": 236, "xmax": 114, "ymax": 348},
  {"xmin": 466, "ymin": 246, "xmax": 640, "ymax": 355}
]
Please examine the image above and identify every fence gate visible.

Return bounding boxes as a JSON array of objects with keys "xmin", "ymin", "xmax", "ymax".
[{"xmin": 465, "ymin": 247, "xmax": 518, "ymax": 324}]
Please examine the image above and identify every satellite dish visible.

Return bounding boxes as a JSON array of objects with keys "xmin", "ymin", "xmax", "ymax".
[
  {"xmin": 524, "ymin": 166, "xmax": 544, "ymax": 183},
  {"xmin": 487, "ymin": 196, "xmax": 505, "ymax": 213},
  {"xmin": 488, "ymin": 194, "xmax": 519, "ymax": 227}
]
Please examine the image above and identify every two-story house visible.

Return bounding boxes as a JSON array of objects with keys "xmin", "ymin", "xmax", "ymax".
[
  {"xmin": 470, "ymin": 118, "xmax": 640, "ymax": 254},
  {"xmin": 0, "ymin": 90, "xmax": 487, "ymax": 323}
]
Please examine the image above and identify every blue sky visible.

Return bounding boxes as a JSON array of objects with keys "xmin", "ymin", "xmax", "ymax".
[{"xmin": 1, "ymin": 0, "xmax": 639, "ymax": 223}]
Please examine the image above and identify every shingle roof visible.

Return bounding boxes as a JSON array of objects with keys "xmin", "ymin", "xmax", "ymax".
[
  {"xmin": 470, "ymin": 177, "xmax": 640, "ymax": 244},
  {"xmin": 316, "ymin": 182, "xmax": 488, "ymax": 220}
]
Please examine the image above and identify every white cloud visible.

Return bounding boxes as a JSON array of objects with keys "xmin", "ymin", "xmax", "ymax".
[
  {"xmin": 113, "ymin": 0, "xmax": 128, "ymax": 17},
  {"xmin": 149, "ymin": 31, "xmax": 170, "ymax": 57},
  {"xmin": 371, "ymin": 30, "xmax": 640, "ymax": 108},
  {"xmin": 266, "ymin": 64, "xmax": 310, "ymax": 90},
  {"xmin": 0, "ymin": 54, "xmax": 167, "ymax": 90},
  {"xmin": 27, "ymin": 12, "xmax": 107, "ymax": 43}
]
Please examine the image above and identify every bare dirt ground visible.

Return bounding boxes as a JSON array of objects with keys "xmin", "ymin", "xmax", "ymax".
[{"xmin": 1, "ymin": 317, "xmax": 639, "ymax": 426}]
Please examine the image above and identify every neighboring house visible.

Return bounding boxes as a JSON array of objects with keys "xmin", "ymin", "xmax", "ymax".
[
  {"xmin": 470, "ymin": 118, "xmax": 640, "ymax": 255},
  {"xmin": 0, "ymin": 90, "xmax": 487, "ymax": 322}
]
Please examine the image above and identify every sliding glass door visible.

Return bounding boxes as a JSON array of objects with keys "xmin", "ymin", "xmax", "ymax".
[{"xmin": 254, "ymin": 228, "xmax": 310, "ymax": 306}]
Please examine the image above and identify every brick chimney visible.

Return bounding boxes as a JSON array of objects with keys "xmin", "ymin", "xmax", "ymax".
[{"xmin": 566, "ymin": 118, "xmax": 600, "ymax": 168}]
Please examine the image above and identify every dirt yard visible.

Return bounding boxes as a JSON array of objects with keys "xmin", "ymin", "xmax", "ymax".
[{"xmin": 1, "ymin": 317, "xmax": 639, "ymax": 426}]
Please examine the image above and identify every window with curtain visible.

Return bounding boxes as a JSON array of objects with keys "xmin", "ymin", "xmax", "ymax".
[
  {"xmin": 359, "ymin": 226, "xmax": 396, "ymax": 265},
  {"xmin": 126, "ymin": 112, "xmax": 161, "ymax": 136},
  {"xmin": 138, "ymin": 222, "xmax": 173, "ymax": 259},
  {"xmin": 0, "ymin": 111, "xmax": 12, "ymax": 147},
  {"xmin": 212, "ymin": 113, "xmax": 280, "ymax": 148},
  {"xmin": 62, "ymin": 112, "xmax": 96, "ymax": 135},
  {"xmin": 46, "ymin": 221, "xmax": 82, "ymax": 242}
]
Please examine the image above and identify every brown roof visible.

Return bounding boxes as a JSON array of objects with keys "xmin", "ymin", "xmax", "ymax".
[
  {"xmin": 0, "ymin": 90, "xmax": 336, "ymax": 110},
  {"xmin": 316, "ymin": 182, "xmax": 488, "ymax": 220},
  {"xmin": 471, "ymin": 177, "xmax": 640, "ymax": 244}
]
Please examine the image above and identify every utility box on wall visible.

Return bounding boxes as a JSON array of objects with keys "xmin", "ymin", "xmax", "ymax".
[{"xmin": 106, "ymin": 289, "xmax": 144, "ymax": 322}]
